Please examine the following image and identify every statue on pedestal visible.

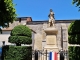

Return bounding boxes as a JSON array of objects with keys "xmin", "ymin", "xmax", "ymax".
[{"xmin": 48, "ymin": 9, "xmax": 55, "ymax": 27}]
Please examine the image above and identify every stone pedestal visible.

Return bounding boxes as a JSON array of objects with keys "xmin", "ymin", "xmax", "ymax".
[
  {"xmin": 43, "ymin": 27, "xmax": 59, "ymax": 60},
  {"xmin": 44, "ymin": 27, "xmax": 59, "ymax": 52}
]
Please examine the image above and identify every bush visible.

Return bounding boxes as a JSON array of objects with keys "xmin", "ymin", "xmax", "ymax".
[
  {"xmin": 68, "ymin": 34, "xmax": 80, "ymax": 44},
  {"xmin": 2, "ymin": 45, "xmax": 32, "ymax": 60},
  {"xmin": 9, "ymin": 36, "xmax": 32, "ymax": 44},
  {"xmin": 68, "ymin": 46, "xmax": 80, "ymax": 60},
  {"xmin": 68, "ymin": 20, "xmax": 80, "ymax": 60},
  {"xmin": 4, "ymin": 25, "xmax": 32, "ymax": 60},
  {"xmin": 68, "ymin": 20, "xmax": 80, "ymax": 44},
  {"xmin": 68, "ymin": 20, "xmax": 80, "ymax": 34},
  {"xmin": 8, "ymin": 25, "xmax": 32, "ymax": 46},
  {"xmin": 10, "ymin": 25, "xmax": 31, "ymax": 37}
]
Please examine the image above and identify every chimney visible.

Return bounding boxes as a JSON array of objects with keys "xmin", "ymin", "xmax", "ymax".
[{"xmin": 26, "ymin": 17, "xmax": 32, "ymax": 23}]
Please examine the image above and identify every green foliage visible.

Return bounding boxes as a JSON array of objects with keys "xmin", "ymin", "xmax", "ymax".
[
  {"xmin": 68, "ymin": 46, "xmax": 80, "ymax": 60},
  {"xmin": 0, "ymin": 0, "xmax": 17, "ymax": 27},
  {"xmin": 68, "ymin": 20, "xmax": 80, "ymax": 60},
  {"xmin": 2, "ymin": 45, "xmax": 32, "ymax": 60},
  {"xmin": 9, "ymin": 36, "xmax": 32, "ymax": 44},
  {"xmin": 9, "ymin": 25, "xmax": 32, "ymax": 46},
  {"xmin": 68, "ymin": 20, "xmax": 80, "ymax": 44},
  {"xmin": 72, "ymin": 0, "xmax": 80, "ymax": 11},
  {"xmin": 10, "ymin": 25, "xmax": 31, "ymax": 37},
  {"xmin": 3, "ymin": 25, "xmax": 32, "ymax": 60},
  {"xmin": 68, "ymin": 34, "xmax": 80, "ymax": 44},
  {"xmin": 68, "ymin": 20, "xmax": 80, "ymax": 34}
]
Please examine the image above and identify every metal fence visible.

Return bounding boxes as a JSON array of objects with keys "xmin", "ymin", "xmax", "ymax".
[
  {"xmin": 32, "ymin": 49, "xmax": 69, "ymax": 60},
  {"xmin": 32, "ymin": 50, "xmax": 49, "ymax": 60},
  {"xmin": 0, "ymin": 47, "xmax": 69, "ymax": 60}
]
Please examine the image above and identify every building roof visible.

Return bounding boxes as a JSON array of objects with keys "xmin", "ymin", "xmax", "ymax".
[
  {"xmin": 2, "ymin": 28, "xmax": 12, "ymax": 31},
  {"xmin": 1, "ymin": 18, "xmax": 80, "ymax": 32},
  {"xmin": 27, "ymin": 20, "xmax": 75, "ymax": 25},
  {"xmin": 16, "ymin": 17, "xmax": 32, "ymax": 21},
  {"xmin": 1, "ymin": 27, "xmax": 36, "ymax": 33}
]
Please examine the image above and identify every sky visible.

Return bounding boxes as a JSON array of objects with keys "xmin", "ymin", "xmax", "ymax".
[{"xmin": 13, "ymin": 0, "xmax": 80, "ymax": 21}]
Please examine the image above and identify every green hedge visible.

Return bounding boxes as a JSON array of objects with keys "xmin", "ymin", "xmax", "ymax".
[
  {"xmin": 10, "ymin": 25, "xmax": 31, "ymax": 37},
  {"xmin": 68, "ymin": 20, "xmax": 80, "ymax": 44},
  {"xmin": 68, "ymin": 46, "xmax": 80, "ymax": 60},
  {"xmin": 68, "ymin": 20, "xmax": 80, "ymax": 60},
  {"xmin": 9, "ymin": 36, "xmax": 32, "ymax": 44},
  {"xmin": 68, "ymin": 20, "xmax": 80, "ymax": 34},
  {"xmin": 9, "ymin": 25, "xmax": 32, "ymax": 45},
  {"xmin": 2, "ymin": 45, "xmax": 32, "ymax": 60},
  {"xmin": 68, "ymin": 34, "xmax": 80, "ymax": 44}
]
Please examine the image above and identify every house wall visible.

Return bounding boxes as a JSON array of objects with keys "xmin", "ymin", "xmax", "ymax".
[
  {"xmin": 27, "ymin": 21, "xmax": 71, "ymax": 50},
  {"xmin": 0, "ymin": 31, "xmax": 11, "ymax": 46}
]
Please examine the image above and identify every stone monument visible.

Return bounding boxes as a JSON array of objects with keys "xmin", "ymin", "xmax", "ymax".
[
  {"xmin": 48, "ymin": 9, "xmax": 55, "ymax": 27},
  {"xmin": 44, "ymin": 9, "xmax": 59, "ymax": 52}
]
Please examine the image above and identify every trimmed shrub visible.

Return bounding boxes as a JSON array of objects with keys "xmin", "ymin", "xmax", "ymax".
[
  {"xmin": 68, "ymin": 34, "xmax": 80, "ymax": 44},
  {"xmin": 68, "ymin": 46, "xmax": 80, "ymax": 60},
  {"xmin": 9, "ymin": 36, "xmax": 32, "ymax": 44},
  {"xmin": 8, "ymin": 25, "xmax": 32, "ymax": 46},
  {"xmin": 68, "ymin": 20, "xmax": 80, "ymax": 44},
  {"xmin": 2, "ymin": 45, "xmax": 32, "ymax": 60},
  {"xmin": 10, "ymin": 25, "xmax": 31, "ymax": 37},
  {"xmin": 68, "ymin": 20, "xmax": 80, "ymax": 60},
  {"xmin": 68, "ymin": 20, "xmax": 80, "ymax": 34}
]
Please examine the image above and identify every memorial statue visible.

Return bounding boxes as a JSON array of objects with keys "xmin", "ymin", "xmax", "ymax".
[{"xmin": 48, "ymin": 9, "xmax": 55, "ymax": 27}]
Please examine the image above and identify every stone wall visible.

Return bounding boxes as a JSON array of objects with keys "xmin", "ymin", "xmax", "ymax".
[
  {"xmin": 1, "ymin": 20, "xmax": 73, "ymax": 50},
  {"xmin": 27, "ymin": 21, "xmax": 71, "ymax": 50}
]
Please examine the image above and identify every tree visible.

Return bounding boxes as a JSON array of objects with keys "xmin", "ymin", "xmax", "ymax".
[
  {"xmin": 68, "ymin": 20, "xmax": 80, "ymax": 60},
  {"xmin": 0, "ymin": 0, "xmax": 17, "ymax": 27},
  {"xmin": 72, "ymin": 0, "xmax": 80, "ymax": 10},
  {"xmin": 9, "ymin": 25, "xmax": 32, "ymax": 46}
]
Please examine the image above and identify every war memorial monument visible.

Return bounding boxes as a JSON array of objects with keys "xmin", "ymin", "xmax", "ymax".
[{"xmin": 0, "ymin": 9, "xmax": 73, "ymax": 60}]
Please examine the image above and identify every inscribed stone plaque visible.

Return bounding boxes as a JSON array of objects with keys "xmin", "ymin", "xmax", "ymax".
[{"xmin": 46, "ymin": 35, "xmax": 56, "ymax": 45}]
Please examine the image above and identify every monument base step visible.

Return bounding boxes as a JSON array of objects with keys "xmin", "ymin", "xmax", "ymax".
[{"xmin": 44, "ymin": 45, "xmax": 59, "ymax": 52}]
